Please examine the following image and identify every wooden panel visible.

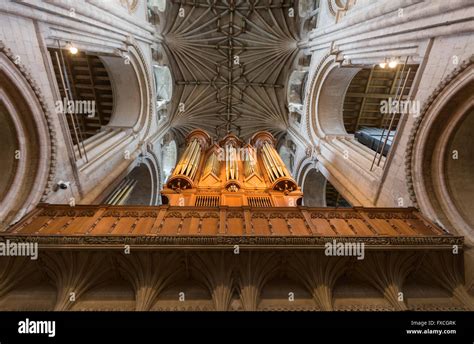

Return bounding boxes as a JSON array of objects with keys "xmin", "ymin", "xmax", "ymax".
[
  {"xmin": 92, "ymin": 217, "xmax": 116, "ymax": 234},
  {"xmin": 269, "ymin": 217, "xmax": 289, "ymax": 235},
  {"xmin": 329, "ymin": 219, "xmax": 356, "ymax": 235},
  {"xmin": 288, "ymin": 218, "xmax": 308, "ymax": 235},
  {"xmin": 39, "ymin": 217, "xmax": 71, "ymax": 234},
  {"xmin": 161, "ymin": 218, "xmax": 182, "ymax": 235},
  {"xmin": 252, "ymin": 217, "xmax": 269, "ymax": 235},
  {"xmin": 227, "ymin": 218, "xmax": 244, "ymax": 235},
  {"xmin": 310, "ymin": 218, "xmax": 337, "ymax": 235},
  {"xmin": 201, "ymin": 215, "xmax": 219, "ymax": 235},
  {"xmin": 131, "ymin": 218, "xmax": 156, "ymax": 235},
  {"xmin": 370, "ymin": 219, "xmax": 400, "ymax": 235},
  {"xmin": 15, "ymin": 216, "xmax": 51, "ymax": 234},
  {"xmin": 113, "ymin": 218, "xmax": 137, "ymax": 234},
  {"xmin": 59, "ymin": 216, "xmax": 99, "ymax": 235}
]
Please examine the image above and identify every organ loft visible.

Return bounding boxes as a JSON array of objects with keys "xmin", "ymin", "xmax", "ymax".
[
  {"xmin": 162, "ymin": 130, "xmax": 302, "ymax": 208},
  {"xmin": 0, "ymin": 0, "xmax": 473, "ymax": 312}
]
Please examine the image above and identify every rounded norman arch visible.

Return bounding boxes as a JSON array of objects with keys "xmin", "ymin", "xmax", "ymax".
[
  {"xmin": 100, "ymin": 45, "xmax": 152, "ymax": 135},
  {"xmin": 0, "ymin": 43, "xmax": 53, "ymax": 227},
  {"xmin": 108, "ymin": 152, "xmax": 161, "ymax": 206},
  {"xmin": 306, "ymin": 56, "xmax": 361, "ymax": 139},
  {"xmin": 300, "ymin": 165, "xmax": 327, "ymax": 207},
  {"xmin": 408, "ymin": 56, "xmax": 474, "ymax": 243}
]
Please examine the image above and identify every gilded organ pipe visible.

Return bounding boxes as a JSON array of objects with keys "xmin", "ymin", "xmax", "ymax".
[
  {"xmin": 226, "ymin": 144, "xmax": 238, "ymax": 180},
  {"xmin": 173, "ymin": 138, "xmax": 202, "ymax": 180},
  {"xmin": 244, "ymin": 147, "xmax": 259, "ymax": 177},
  {"xmin": 261, "ymin": 142, "xmax": 291, "ymax": 181},
  {"xmin": 260, "ymin": 147, "xmax": 276, "ymax": 181},
  {"xmin": 184, "ymin": 140, "xmax": 198, "ymax": 176},
  {"xmin": 203, "ymin": 151, "xmax": 220, "ymax": 176},
  {"xmin": 188, "ymin": 140, "xmax": 201, "ymax": 179},
  {"xmin": 173, "ymin": 139, "xmax": 194, "ymax": 176}
]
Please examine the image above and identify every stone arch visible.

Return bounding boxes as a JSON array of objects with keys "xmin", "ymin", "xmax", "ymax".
[
  {"xmin": 301, "ymin": 167, "xmax": 327, "ymax": 207},
  {"xmin": 298, "ymin": 160, "xmax": 350, "ymax": 207},
  {"xmin": 307, "ymin": 56, "xmax": 361, "ymax": 139},
  {"xmin": 101, "ymin": 45, "xmax": 151, "ymax": 135},
  {"xmin": 104, "ymin": 150, "xmax": 161, "ymax": 206},
  {"xmin": 407, "ymin": 56, "xmax": 474, "ymax": 244},
  {"xmin": 0, "ymin": 43, "xmax": 54, "ymax": 228},
  {"xmin": 124, "ymin": 163, "xmax": 153, "ymax": 205},
  {"xmin": 327, "ymin": 0, "xmax": 349, "ymax": 17},
  {"xmin": 47, "ymin": 42, "xmax": 153, "ymax": 169}
]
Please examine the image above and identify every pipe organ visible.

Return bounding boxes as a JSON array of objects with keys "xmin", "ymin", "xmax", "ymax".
[{"xmin": 162, "ymin": 130, "xmax": 302, "ymax": 207}]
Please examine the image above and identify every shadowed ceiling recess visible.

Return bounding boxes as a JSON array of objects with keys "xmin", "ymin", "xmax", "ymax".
[{"xmin": 163, "ymin": 0, "xmax": 300, "ymax": 140}]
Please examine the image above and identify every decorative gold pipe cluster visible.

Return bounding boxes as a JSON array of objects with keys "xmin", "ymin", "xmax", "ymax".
[
  {"xmin": 244, "ymin": 146, "xmax": 259, "ymax": 178},
  {"xmin": 173, "ymin": 138, "xmax": 201, "ymax": 181},
  {"xmin": 162, "ymin": 130, "xmax": 302, "ymax": 206},
  {"xmin": 225, "ymin": 144, "xmax": 239, "ymax": 180},
  {"xmin": 203, "ymin": 150, "xmax": 220, "ymax": 177},
  {"xmin": 260, "ymin": 141, "xmax": 291, "ymax": 182}
]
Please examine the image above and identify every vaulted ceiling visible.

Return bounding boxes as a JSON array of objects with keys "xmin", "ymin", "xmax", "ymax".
[{"xmin": 161, "ymin": 0, "xmax": 301, "ymax": 140}]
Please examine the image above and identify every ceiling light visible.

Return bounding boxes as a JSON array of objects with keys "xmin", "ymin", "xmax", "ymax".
[
  {"xmin": 379, "ymin": 61, "xmax": 387, "ymax": 69},
  {"xmin": 388, "ymin": 59, "xmax": 398, "ymax": 69},
  {"xmin": 66, "ymin": 42, "xmax": 78, "ymax": 55}
]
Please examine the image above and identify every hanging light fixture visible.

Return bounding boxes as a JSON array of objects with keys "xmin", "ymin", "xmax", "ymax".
[
  {"xmin": 378, "ymin": 59, "xmax": 387, "ymax": 69},
  {"xmin": 66, "ymin": 41, "xmax": 78, "ymax": 55}
]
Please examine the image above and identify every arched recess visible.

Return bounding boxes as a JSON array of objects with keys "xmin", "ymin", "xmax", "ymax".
[
  {"xmin": 308, "ymin": 55, "xmax": 418, "ymax": 138},
  {"xmin": 277, "ymin": 136, "xmax": 297, "ymax": 174},
  {"xmin": 343, "ymin": 64, "xmax": 418, "ymax": 156},
  {"xmin": 408, "ymin": 57, "xmax": 474, "ymax": 243},
  {"xmin": 48, "ymin": 43, "xmax": 152, "ymax": 165},
  {"xmin": 311, "ymin": 58, "xmax": 362, "ymax": 137},
  {"xmin": 153, "ymin": 65, "xmax": 172, "ymax": 105},
  {"xmin": 305, "ymin": 56, "xmax": 376, "ymax": 205},
  {"xmin": 104, "ymin": 151, "xmax": 161, "ymax": 206},
  {"xmin": 301, "ymin": 167, "xmax": 327, "ymax": 207},
  {"xmin": 298, "ymin": 161, "xmax": 351, "ymax": 207},
  {"xmin": 48, "ymin": 48, "xmax": 113, "ymax": 142},
  {"xmin": 101, "ymin": 44, "xmax": 151, "ymax": 136},
  {"xmin": 0, "ymin": 44, "xmax": 53, "ymax": 227}
]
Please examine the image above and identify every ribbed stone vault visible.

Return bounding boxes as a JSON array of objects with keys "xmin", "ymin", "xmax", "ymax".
[{"xmin": 162, "ymin": 0, "xmax": 300, "ymax": 140}]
